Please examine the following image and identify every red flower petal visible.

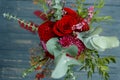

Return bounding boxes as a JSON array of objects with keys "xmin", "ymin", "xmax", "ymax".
[
  {"xmin": 36, "ymin": 73, "xmax": 45, "ymax": 79},
  {"xmin": 45, "ymin": 52, "xmax": 54, "ymax": 59},
  {"xmin": 38, "ymin": 21, "xmax": 56, "ymax": 43},
  {"xmin": 53, "ymin": 15, "xmax": 78, "ymax": 36}
]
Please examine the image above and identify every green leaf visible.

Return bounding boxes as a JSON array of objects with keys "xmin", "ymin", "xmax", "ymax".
[
  {"xmin": 22, "ymin": 65, "xmax": 36, "ymax": 77},
  {"xmin": 90, "ymin": 38, "xmax": 105, "ymax": 51},
  {"xmin": 87, "ymin": 71, "xmax": 93, "ymax": 79},
  {"xmin": 51, "ymin": 54, "xmax": 80, "ymax": 79},
  {"xmin": 109, "ymin": 57, "xmax": 116, "ymax": 63},
  {"xmin": 65, "ymin": 67, "xmax": 76, "ymax": 80},
  {"xmin": 92, "ymin": 36, "xmax": 119, "ymax": 51},
  {"xmin": 51, "ymin": 0, "xmax": 63, "ymax": 20},
  {"xmin": 91, "ymin": 64, "xmax": 95, "ymax": 73},
  {"xmin": 46, "ymin": 38, "xmax": 62, "ymax": 57},
  {"xmin": 79, "ymin": 29, "xmax": 119, "ymax": 51},
  {"xmin": 100, "ymin": 66, "xmax": 109, "ymax": 71},
  {"xmin": 104, "ymin": 58, "xmax": 110, "ymax": 64},
  {"xmin": 51, "ymin": 54, "xmax": 68, "ymax": 79},
  {"xmin": 37, "ymin": 0, "xmax": 48, "ymax": 14},
  {"xmin": 77, "ymin": 27, "xmax": 103, "ymax": 50},
  {"xmin": 94, "ymin": 0, "xmax": 105, "ymax": 9},
  {"xmin": 54, "ymin": 9, "xmax": 63, "ymax": 20},
  {"xmin": 79, "ymin": 66, "xmax": 85, "ymax": 71},
  {"xmin": 97, "ymin": 0, "xmax": 105, "ymax": 8},
  {"xmin": 65, "ymin": 45, "xmax": 78, "ymax": 57},
  {"xmin": 78, "ymin": 33, "xmax": 94, "ymax": 50},
  {"xmin": 52, "ymin": 5, "xmax": 62, "ymax": 9},
  {"xmin": 85, "ymin": 27, "xmax": 103, "ymax": 37},
  {"xmin": 92, "ymin": 16, "xmax": 112, "ymax": 22}
]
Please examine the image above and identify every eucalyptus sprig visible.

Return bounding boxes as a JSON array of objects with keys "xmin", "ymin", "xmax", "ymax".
[{"xmin": 51, "ymin": 0, "xmax": 64, "ymax": 20}]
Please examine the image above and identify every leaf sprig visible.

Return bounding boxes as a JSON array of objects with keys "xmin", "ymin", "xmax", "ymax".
[{"xmin": 79, "ymin": 49, "xmax": 116, "ymax": 80}]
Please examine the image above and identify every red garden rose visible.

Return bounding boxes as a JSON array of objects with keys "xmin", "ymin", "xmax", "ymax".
[
  {"xmin": 64, "ymin": 7, "xmax": 90, "ymax": 32},
  {"xmin": 53, "ymin": 7, "xmax": 79, "ymax": 36},
  {"xmin": 38, "ymin": 21, "xmax": 55, "ymax": 59},
  {"xmin": 53, "ymin": 7, "xmax": 90, "ymax": 36},
  {"xmin": 38, "ymin": 21, "xmax": 56, "ymax": 43},
  {"xmin": 53, "ymin": 15, "xmax": 78, "ymax": 36}
]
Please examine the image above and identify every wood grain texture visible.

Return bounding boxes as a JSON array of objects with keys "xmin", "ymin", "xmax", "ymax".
[{"xmin": 0, "ymin": 0, "xmax": 120, "ymax": 80}]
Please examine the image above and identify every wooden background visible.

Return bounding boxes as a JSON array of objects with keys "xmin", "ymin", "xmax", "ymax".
[{"xmin": 0, "ymin": 0, "xmax": 120, "ymax": 80}]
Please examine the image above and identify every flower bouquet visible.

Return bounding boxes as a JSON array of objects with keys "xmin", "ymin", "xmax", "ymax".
[{"xmin": 3, "ymin": 0, "xmax": 119, "ymax": 80}]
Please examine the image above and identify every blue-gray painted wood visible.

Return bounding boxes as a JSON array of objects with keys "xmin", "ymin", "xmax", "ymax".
[{"xmin": 0, "ymin": 0, "xmax": 120, "ymax": 80}]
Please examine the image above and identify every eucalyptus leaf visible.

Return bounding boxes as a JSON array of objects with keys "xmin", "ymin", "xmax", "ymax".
[
  {"xmin": 54, "ymin": 0, "xmax": 61, "ymax": 4},
  {"xmin": 81, "ymin": 36, "xmax": 95, "ymax": 50},
  {"xmin": 83, "ymin": 27, "xmax": 102, "ymax": 37},
  {"xmin": 51, "ymin": 54, "xmax": 68, "ymax": 79},
  {"xmin": 90, "ymin": 37, "xmax": 105, "ymax": 51},
  {"xmin": 89, "ymin": 27, "xmax": 102, "ymax": 36},
  {"xmin": 67, "ymin": 58, "xmax": 80, "ymax": 66},
  {"xmin": 46, "ymin": 38, "xmax": 60, "ymax": 56},
  {"xmin": 46, "ymin": 38, "xmax": 65, "ymax": 58},
  {"xmin": 65, "ymin": 45, "xmax": 78, "ymax": 57},
  {"xmin": 52, "ymin": 5, "xmax": 62, "ymax": 9},
  {"xmin": 92, "ymin": 36, "xmax": 119, "ymax": 51},
  {"xmin": 46, "ymin": 38, "xmax": 58, "ymax": 53},
  {"xmin": 77, "ymin": 28, "xmax": 119, "ymax": 51},
  {"xmin": 52, "ymin": 0, "xmax": 63, "ymax": 20},
  {"xmin": 52, "ymin": 54, "xmax": 80, "ymax": 79},
  {"xmin": 53, "ymin": 49, "xmax": 62, "ymax": 57}
]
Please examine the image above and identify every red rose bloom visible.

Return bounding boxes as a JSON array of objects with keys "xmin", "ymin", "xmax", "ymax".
[
  {"xmin": 38, "ymin": 21, "xmax": 56, "ymax": 43},
  {"xmin": 38, "ymin": 21, "xmax": 55, "ymax": 59},
  {"xmin": 53, "ymin": 15, "xmax": 78, "ymax": 36},
  {"xmin": 63, "ymin": 7, "xmax": 90, "ymax": 32},
  {"xmin": 53, "ymin": 8, "xmax": 79, "ymax": 36},
  {"xmin": 53, "ymin": 7, "xmax": 90, "ymax": 36}
]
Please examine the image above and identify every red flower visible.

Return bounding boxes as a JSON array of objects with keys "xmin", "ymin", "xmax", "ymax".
[
  {"xmin": 53, "ymin": 7, "xmax": 79, "ymax": 36},
  {"xmin": 64, "ymin": 7, "xmax": 90, "ymax": 32},
  {"xmin": 53, "ymin": 7, "xmax": 90, "ymax": 36},
  {"xmin": 36, "ymin": 73, "xmax": 45, "ymax": 79},
  {"xmin": 38, "ymin": 21, "xmax": 56, "ymax": 43},
  {"xmin": 53, "ymin": 15, "xmax": 78, "ymax": 36},
  {"xmin": 38, "ymin": 21, "xmax": 55, "ymax": 59},
  {"xmin": 45, "ymin": 52, "xmax": 54, "ymax": 59},
  {"xmin": 59, "ymin": 35, "xmax": 85, "ymax": 56}
]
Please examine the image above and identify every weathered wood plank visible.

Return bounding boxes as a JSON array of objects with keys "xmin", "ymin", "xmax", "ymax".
[{"xmin": 0, "ymin": 0, "xmax": 120, "ymax": 80}]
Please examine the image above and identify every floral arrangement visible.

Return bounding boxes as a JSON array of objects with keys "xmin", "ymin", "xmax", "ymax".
[{"xmin": 3, "ymin": 0, "xmax": 119, "ymax": 80}]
